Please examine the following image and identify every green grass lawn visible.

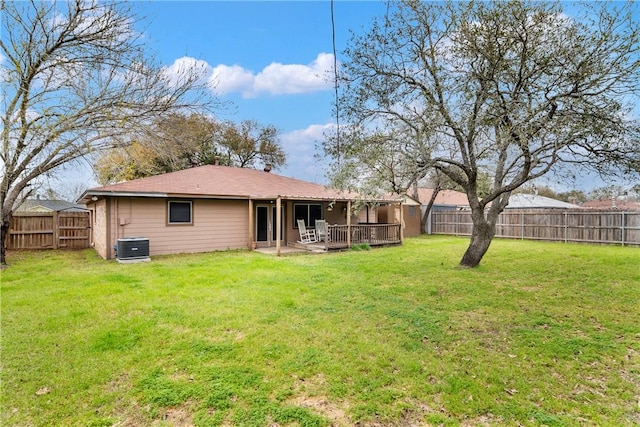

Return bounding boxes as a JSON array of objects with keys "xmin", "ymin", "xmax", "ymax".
[{"xmin": 1, "ymin": 236, "xmax": 639, "ymax": 426}]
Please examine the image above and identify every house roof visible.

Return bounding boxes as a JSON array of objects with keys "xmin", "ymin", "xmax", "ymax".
[
  {"xmin": 78, "ymin": 165, "xmax": 397, "ymax": 203},
  {"xmin": 414, "ymin": 188, "xmax": 469, "ymax": 206},
  {"xmin": 506, "ymin": 193, "xmax": 580, "ymax": 209},
  {"xmin": 581, "ymin": 198, "xmax": 640, "ymax": 210},
  {"xmin": 17, "ymin": 199, "xmax": 86, "ymax": 212}
]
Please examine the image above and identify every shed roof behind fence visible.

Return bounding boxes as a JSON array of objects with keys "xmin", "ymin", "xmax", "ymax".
[{"xmin": 506, "ymin": 194, "xmax": 580, "ymax": 209}]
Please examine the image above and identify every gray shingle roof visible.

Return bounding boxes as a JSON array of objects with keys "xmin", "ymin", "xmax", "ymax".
[
  {"xmin": 506, "ymin": 194, "xmax": 580, "ymax": 209},
  {"xmin": 17, "ymin": 199, "xmax": 86, "ymax": 212}
]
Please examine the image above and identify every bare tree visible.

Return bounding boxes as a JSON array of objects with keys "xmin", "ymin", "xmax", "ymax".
[
  {"xmin": 0, "ymin": 0, "xmax": 218, "ymax": 265},
  {"xmin": 325, "ymin": 0, "xmax": 640, "ymax": 267}
]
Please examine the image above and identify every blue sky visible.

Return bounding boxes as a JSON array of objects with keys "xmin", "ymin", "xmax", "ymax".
[
  {"xmin": 58, "ymin": 1, "xmax": 636, "ymax": 195},
  {"xmin": 58, "ymin": 1, "xmax": 388, "ymax": 193},
  {"xmin": 141, "ymin": 1, "xmax": 387, "ymax": 183}
]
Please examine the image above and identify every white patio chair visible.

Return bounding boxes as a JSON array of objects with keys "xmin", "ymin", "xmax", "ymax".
[
  {"xmin": 297, "ymin": 219, "xmax": 318, "ymax": 244},
  {"xmin": 315, "ymin": 219, "xmax": 330, "ymax": 242}
]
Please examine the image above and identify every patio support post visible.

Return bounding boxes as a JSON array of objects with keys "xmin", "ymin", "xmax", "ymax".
[
  {"xmin": 248, "ymin": 199, "xmax": 254, "ymax": 251},
  {"xmin": 347, "ymin": 200, "xmax": 351, "ymax": 248},
  {"xmin": 276, "ymin": 196, "xmax": 282, "ymax": 256}
]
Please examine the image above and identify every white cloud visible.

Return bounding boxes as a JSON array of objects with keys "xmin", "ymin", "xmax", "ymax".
[
  {"xmin": 278, "ymin": 123, "xmax": 336, "ymax": 182},
  {"xmin": 211, "ymin": 53, "xmax": 335, "ymax": 98},
  {"xmin": 162, "ymin": 56, "xmax": 213, "ymax": 88},
  {"xmin": 209, "ymin": 64, "xmax": 255, "ymax": 95}
]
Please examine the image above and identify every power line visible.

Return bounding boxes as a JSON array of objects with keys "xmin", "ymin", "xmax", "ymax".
[{"xmin": 330, "ymin": 0, "xmax": 340, "ymax": 160}]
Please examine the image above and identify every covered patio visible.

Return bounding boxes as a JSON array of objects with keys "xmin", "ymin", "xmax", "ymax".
[{"xmin": 248, "ymin": 196, "xmax": 403, "ymax": 256}]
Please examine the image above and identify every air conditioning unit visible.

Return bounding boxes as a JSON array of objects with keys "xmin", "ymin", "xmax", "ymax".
[{"xmin": 116, "ymin": 237, "xmax": 150, "ymax": 262}]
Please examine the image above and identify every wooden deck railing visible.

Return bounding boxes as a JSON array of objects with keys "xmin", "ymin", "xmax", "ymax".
[{"xmin": 324, "ymin": 223, "xmax": 402, "ymax": 249}]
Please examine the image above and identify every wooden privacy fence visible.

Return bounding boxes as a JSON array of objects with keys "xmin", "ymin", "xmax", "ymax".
[
  {"xmin": 7, "ymin": 211, "xmax": 91, "ymax": 250},
  {"xmin": 430, "ymin": 209, "xmax": 640, "ymax": 246}
]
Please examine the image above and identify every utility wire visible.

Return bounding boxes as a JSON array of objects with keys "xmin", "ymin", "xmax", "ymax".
[{"xmin": 330, "ymin": 0, "xmax": 340, "ymax": 161}]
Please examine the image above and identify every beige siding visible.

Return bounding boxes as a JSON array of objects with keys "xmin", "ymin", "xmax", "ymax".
[
  {"xmin": 91, "ymin": 197, "xmax": 248, "ymax": 259},
  {"xmin": 119, "ymin": 198, "xmax": 248, "ymax": 257},
  {"xmin": 357, "ymin": 206, "xmax": 378, "ymax": 223},
  {"xmin": 403, "ymin": 205, "xmax": 422, "ymax": 237}
]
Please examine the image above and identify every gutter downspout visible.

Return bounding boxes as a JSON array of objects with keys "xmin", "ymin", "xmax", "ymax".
[{"xmin": 106, "ymin": 198, "xmax": 112, "ymax": 259}]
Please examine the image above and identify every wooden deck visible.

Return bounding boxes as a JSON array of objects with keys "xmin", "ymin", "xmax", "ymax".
[{"xmin": 290, "ymin": 223, "xmax": 402, "ymax": 252}]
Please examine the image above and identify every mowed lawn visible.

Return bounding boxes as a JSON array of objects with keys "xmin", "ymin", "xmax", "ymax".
[{"xmin": 1, "ymin": 236, "xmax": 639, "ymax": 426}]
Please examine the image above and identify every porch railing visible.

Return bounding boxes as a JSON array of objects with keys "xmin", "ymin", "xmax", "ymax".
[{"xmin": 325, "ymin": 223, "xmax": 402, "ymax": 249}]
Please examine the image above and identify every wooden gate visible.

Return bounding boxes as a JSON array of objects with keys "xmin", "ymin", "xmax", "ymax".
[{"xmin": 7, "ymin": 211, "xmax": 91, "ymax": 250}]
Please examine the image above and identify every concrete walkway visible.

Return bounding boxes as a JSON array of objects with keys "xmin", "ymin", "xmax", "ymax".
[{"xmin": 253, "ymin": 246, "xmax": 311, "ymax": 256}]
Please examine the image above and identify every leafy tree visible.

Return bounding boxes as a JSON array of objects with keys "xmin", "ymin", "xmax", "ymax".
[
  {"xmin": 215, "ymin": 119, "xmax": 286, "ymax": 170},
  {"xmin": 94, "ymin": 116, "xmax": 285, "ymax": 185},
  {"xmin": 324, "ymin": 0, "xmax": 640, "ymax": 267},
  {"xmin": 587, "ymin": 185, "xmax": 637, "ymax": 202},
  {"xmin": 325, "ymin": 128, "xmax": 434, "ymax": 197},
  {"xmin": 94, "ymin": 142, "xmax": 167, "ymax": 185},
  {"xmin": 94, "ymin": 113, "xmax": 219, "ymax": 184},
  {"xmin": 0, "ymin": 0, "xmax": 217, "ymax": 265}
]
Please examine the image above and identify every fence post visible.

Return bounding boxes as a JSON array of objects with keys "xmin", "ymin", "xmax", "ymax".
[
  {"xmin": 564, "ymin": 211, "xmax": 567, "ymax": 243},
  {"xmin": 520, "ymin": 211, "xmax": 524, "ymax": 239},
  {"xmin": 52, "ymin": 210, "xmax": 59, "ymax": 249},
  {"xmin": 621, "ymin": 212, "xmax": 625, "ymax": 247}
]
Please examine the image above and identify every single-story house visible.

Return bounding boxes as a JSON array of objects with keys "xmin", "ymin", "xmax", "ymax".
[
  {"xmin": 379, "ymin": 188, "xmax": 470, "ymax": 237},
  {"xmin": 581, "ymin": 198, "xmax": 640, "ymax": 210},
  {"xmin": 414, "ymin": 188, "xmax": 470, "ymax": 210},
  {"xmin": 77, "ymin": 165, "xmax": 403, "ymax": 259}
]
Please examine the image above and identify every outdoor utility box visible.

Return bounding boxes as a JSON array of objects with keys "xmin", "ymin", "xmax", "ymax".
[{"xmin": 116, "ymin": 237, "xmax": 150, "ymax": 261}]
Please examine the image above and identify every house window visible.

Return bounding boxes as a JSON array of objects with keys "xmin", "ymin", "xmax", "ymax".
[
  {"xmin": 168, "ymin": 201, "xmax": 192, "ymax": 225},
  {"xmin": 294, "ymin": 203, "xmax": 323, "ymax": 228}
]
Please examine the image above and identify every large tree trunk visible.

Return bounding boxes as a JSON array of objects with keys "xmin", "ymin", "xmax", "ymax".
[
  {"xmin": 1, "ymin": 217, "xmax": 9, "ymax": 267},
  {"xmin": 420, "ymin": 185, "xmax": 441, "ymax": 234},
  {"xmin": 459, "ymin": 207, "xmax": 498, "ymax": 268}
]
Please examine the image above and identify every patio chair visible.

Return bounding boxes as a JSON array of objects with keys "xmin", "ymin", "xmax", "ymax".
[
  {"xmin": 297, "ymin": 219, "xmax": 318, "ymax": 244},
  {"xmin": 315, "ymin": 219, "xmax": 330, "ymax": 242}
]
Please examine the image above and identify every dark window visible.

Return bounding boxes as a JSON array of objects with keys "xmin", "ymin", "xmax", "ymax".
[
  {"xmin": 256, "ymin": 206, "xmax": 268, "ymax": 241},
  {"xmin": 294, "ymin": 203, "xmax": 323, "ymax": 228},
  {"xmin": 168, "ymin": 201, "xmax": 192, "ymax": 224}
]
